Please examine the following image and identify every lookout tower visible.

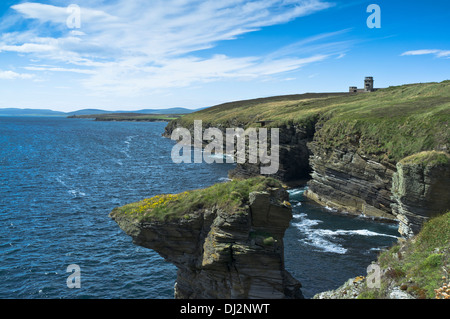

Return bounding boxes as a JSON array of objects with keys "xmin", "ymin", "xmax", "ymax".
[
  {"xmin": 349, "ymin": 77, "xmax": 378, "ymax": 93},
  {"xmin": 364, "ymin": 77, "xmax": 374, "ymax": 92}
]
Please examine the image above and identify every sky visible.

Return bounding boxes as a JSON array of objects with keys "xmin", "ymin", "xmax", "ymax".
[{"xmin": 0, "ymin": 0, "xmax": 448, "ymax": 112}]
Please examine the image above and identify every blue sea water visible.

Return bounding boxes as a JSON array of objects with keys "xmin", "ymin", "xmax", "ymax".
[{"xmin": 0, "ymin": 117, "xmax": 399, "ymax": 299}]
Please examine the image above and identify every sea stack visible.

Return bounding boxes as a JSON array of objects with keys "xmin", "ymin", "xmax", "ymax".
[{"xmin": 110, "ymin": 177, "xmax": 303, "ymax": 299}]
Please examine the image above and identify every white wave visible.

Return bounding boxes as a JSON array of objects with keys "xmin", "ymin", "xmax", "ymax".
[
  {"xmin": 121, "ymin": 135, "xmax": 137, "ymax": 158},
  {"xmin": 125, "ymin": 135, "xmax": 137, "ymax": 143},
  {"xmin": 288, "ymin": 188, "xmax": 306, "ymax": 196},
  {"xmin": 292, "ymin": 213, "xmax": 347, "ymax": 254},
  {"xmin": 302, "ymin": 237, "xmax": 348, "ymax": 254},
  {"xmin": 68, "ymin": 189, "xmax": 86, "ymax": 197},
  {"xmin": 324, "ymin": 206, "xmax": 338, "ymax": 212},
  {"xmin": 292, "ymin": 216, "xmax": 322, "ymax": 229},
  {"xmin": 204, "ymin": 153, "xmax": 234, "ymax": 161},
  {"xmin": 218, "ymin": 177, "xmax": 232, "ymax": 182},
  {"xmin": 56, "ymin": 176, "xmax": 68, "ymax": 187},
  {"xmin": 292, "ymin": 213, "xmax": 304, "ymax": 219},
  {"xmin": 291, "ymin": 209, "xmax": 398, "ymax": 255},
  {"xmin": 318, "ymin": 228, "xmax": 398, "ymax": 239}
]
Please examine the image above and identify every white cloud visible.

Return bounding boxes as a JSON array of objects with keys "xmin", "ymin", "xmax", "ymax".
[
  {"xmin": 2, "ymin": 0, "xmax": 337, "ymax": 93},
  {"xmin": 401, "ymin": 49, "xmax": 450, "ymax": 58},
  {"xmin": 0, "ymin": 42, "xmax": 55, "ymax": 53},
  {"xmin": 436, "ymin": 51, "xmax": 450, "ymax": 58},
  {"xmin": 24, "ymin": 65, "xmax": 96, "ymax": 74},
  {"xmin": 11, "ymin": 2, "xmax": 115, "ymax": 25},
  {"xmin": 0, "ymin": 70, "xmax": 34, "ymax": 80}
]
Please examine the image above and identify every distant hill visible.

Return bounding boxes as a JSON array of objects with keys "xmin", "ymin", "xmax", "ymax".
[
  {"xmin": 68, "ymin": 113, "xmax": 183, "ymax": 122},
  {"xmin": 0, "ymin": 107, "xmax": 201, "ymax": 117},
  {"xmin": 0, "ymin": 108, "xmax": 66, "ymax": 117}
]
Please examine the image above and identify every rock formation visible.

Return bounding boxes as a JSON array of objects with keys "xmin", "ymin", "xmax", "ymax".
[
  {"xmin": 110, "ymin": 180, "xmax": 303, "ymax": 299},
  {"xmin": 391, "ymin": 151, "xmax": 450, "ymax": 237},
  {"xmin": 228, "ymin": 123, "xmax": 313, "ymax": 183},
  {"xmin": 164, "ymin": 117, "xmax": 449, "ymax": 238},
  {"xmin": 304, "ymin": 144, "xmax": 396, "ymax": 220}
]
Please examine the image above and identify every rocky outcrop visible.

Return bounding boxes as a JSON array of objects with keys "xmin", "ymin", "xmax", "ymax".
[
  {"xmin": 110, "ymin": 185, "xmax": 303, "ymax": 299},
  {"xmin": 163, "ymin": 115, "xmax": 449, "ymax": 236},
  {"xmin": 304, "ymin": 144, "xmax": 397, "ymax": 220},
  {"xmin": 391, "ymin": 152, "xmax": 450, "ymax": 237},
  {"xmin": 228, "ymin": 124, "xmax": 313, "ymax": 183},
  {"xmin": 313, "ymin": 271, "xmax": 416, "ymax": 299},
  {"xmin": 164, "ymin": 121, "xmax": 314, "ymax": 183}
]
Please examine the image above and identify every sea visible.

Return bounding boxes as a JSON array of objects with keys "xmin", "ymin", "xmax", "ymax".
[{"xmin": 0, "ymin": 117, "xmax": 399, "ymax": 299}]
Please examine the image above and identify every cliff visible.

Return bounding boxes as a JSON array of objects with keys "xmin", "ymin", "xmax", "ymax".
[
  {"xmin": 391, "ymin": 151, "xmax": 450, "ymax": 237},
  {"xmin": 110, "ymin": 177, "xmax": 303, "ymax": 299},
  {"xmin": 164, "ymin": 81, "xmax": 450, "ymax": 237}
]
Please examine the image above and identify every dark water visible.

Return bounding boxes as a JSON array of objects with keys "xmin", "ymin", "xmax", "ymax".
[
  {"xmin": 0, "ymin": 117, "xmax": 399, "ymax": 299},
  {"xmin": 285, "ymin": 188, "xmax": 399, "ymax": 298}
]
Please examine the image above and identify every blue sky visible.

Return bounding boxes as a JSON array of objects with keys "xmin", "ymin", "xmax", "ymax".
[{"xmin": 0, "ymin": 0, "xmax": 448, "ymax": 112}]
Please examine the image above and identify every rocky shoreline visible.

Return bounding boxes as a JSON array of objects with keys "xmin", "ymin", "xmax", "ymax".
[
  {"xmin": 112, "ymin": 83, "xmax": 449, "ymax": 299},
  {"xmin": 164, "ymin": 119, "xmax": 450, "ymax": 238},
  {"xmin": 160, "ymin": 113, "xmax": 449, "ymax": 299}
]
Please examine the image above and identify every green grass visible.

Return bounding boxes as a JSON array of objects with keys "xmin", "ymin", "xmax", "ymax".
[
  {"xmin": 400, "ymin": 151, "xmax": 450, "ymax": 166},
  {"xmin": 166, "ymin": 80, "xmax": 450, "ymax": 163},
  {"xmin": 358, "ymin": 211, "xmax": 450, "ymax": 299},
  {"xmin": 111, "ymin": 176, "xmax": 284, "ymax": 221}
]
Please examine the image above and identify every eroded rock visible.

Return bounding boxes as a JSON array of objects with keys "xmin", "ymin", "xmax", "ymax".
[{"xmin": 110, "ymin": 184, "xmax": 303, "ymax": 299}]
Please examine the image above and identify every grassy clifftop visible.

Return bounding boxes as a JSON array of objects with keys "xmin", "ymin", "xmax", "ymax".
[
  {"xmin": 110, "ymin": 176, "xmax": 286, "ymax": 222},
  {"xmin": 167, "ymin": 80, "xmax": 450, "ymax": 163}
]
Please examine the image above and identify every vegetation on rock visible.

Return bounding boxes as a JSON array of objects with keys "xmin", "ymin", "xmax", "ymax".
[
  {"xmin": 399, "ymin": 150, "xmax": 450, "ymax": 166},
  {"xmin": 111, "ymin": 176, "xmax": 284, "ymax": 221},
  {"xmin": 358, "ymin": 211, "xmax": 450, "ymax": 299}
]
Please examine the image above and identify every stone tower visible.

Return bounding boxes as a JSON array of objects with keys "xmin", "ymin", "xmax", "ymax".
[{"xmin": 364, "ymin": 77, "xmax": 374, "ymax": 92}]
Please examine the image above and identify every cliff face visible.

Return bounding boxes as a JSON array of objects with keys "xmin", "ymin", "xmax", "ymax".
[
  {"xmin": 110, "ymin": 180, "xmax": 303, "ymax": 299},
  {"xmin": 163, "ymin": 82, "xmax": 450, "ymax": 238},
  {"xmin": 164, "ymin": 121, "xmax": 314, "ymax": 183},
  {"xmin": 228, "ymin": 124, "xmax": 313, "ymax": 183},
  {"xmin": 165, "ymin": 120, "xmax": 449, "ymax": 236},
  {"xmin": 391, "ymin": 152, "xmax": 450, "ymax": 237},
  {"xmin": 224, "ymin": 124, "xmax": 398, "ymax": 221}
]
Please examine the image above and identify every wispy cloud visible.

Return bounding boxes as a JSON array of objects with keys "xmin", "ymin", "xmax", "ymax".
[
  {"xmin": 0, "ymin": 0, "xmax": 338, "ymax": 95},
  {"xmin": 24, "ymin": 65, "xmax": 96, "ymax": 74},
  {"xmin": 401, "ymin": 49, "xmax": 450, "ymax": 58},
  {"xmin": 0, "ymin": 69, "xmax": 34, "ymax": 80}
]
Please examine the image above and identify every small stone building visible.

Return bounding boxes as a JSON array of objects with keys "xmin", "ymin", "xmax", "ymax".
[{"xmin": 349, "ymin": 77, "xmax": 377, "ymax": 93}]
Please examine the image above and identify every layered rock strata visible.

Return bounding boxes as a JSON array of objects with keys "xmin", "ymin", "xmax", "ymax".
[
  {"xmin": 164, "ymin": 122, "xmax": 314, "ymax": 183},
  {"xmin": 391, "ymin": 152, "xmax": 450, "ymax": 237},
  {"xmin": 164, "ymin": 118, "xmax": 449, "ymax": 237},
  {"xmin": 110, "ymin": 185, "xmax": 303, "ymax": 299},
  {"xmin": 228, "ymin": 124, "xmax": 313, "ymax": 182},
  {"xmin": 304, "ymin": 144, "xmax": 397, "ymax": 220}
]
